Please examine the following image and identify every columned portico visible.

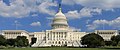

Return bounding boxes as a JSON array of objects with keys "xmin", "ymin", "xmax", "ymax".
[{"xmin": 46, "ymin": 30, "xmax": 68, "ymax": 46}]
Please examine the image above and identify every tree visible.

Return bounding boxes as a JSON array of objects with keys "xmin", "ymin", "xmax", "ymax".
[
  {"xmin": 81, "ymin": 33, "xmax": 105, "ymax": 48},
  {"xmin": 105, "ymin": 41, "xmax": 112, "ymax": 46},
  {"xmin": 30, "ymin": 37, "xmax": 37, "ymax": 45},
  {"xmin": 16, "ymin": 36, "xmax": 29, "ymax": 47},
  {"xmin": 117, "ymin": 41, "xmax": 120, "ymax": 46},
  {"xmin": 111, "ymin": 35, "xmax": 120, "ymax": 46},
  {"xmin": 6, "ymin": 39, "xmax": 16, "ymax": 46},
  {"xmin": 0, "ymin": 35, "xmax": 6, "ymax": 46}
]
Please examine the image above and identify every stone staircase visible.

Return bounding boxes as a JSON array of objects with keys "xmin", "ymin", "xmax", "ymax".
[
  {"xmin": 72, "ymin": 41, "xmax": 80, "ymax": 47},
  {"xmin": 32, "ymin": 40, "xmax": 85, "ymax": 47},
  {"xmin": 38, "ymin": 41, "xmax": 46, "ymax": 47},
  {"xmin": 32, "ymin": 39, "xmax": 44, "ymax": 47},
  {"xmin": 73, "ymin": 41, "xmax": 87, "ymax": 47},
  {"xmin": 66, "ymin": 41, "xmax": 80, "ymax": 47}
]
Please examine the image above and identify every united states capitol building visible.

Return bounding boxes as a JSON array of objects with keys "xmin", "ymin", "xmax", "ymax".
[{"xmin": 1, "ymin": 6, "xmax": 120, "ymax": 47}]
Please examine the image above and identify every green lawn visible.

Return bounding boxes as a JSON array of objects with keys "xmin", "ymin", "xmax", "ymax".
[{"xmin": 1, "ymin": 47, "xmax": 120, "ymax": 50}]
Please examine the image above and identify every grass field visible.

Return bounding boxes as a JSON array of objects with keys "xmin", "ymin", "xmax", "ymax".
[{"xmin": 1, "ymin": 47, "xmax": 120, "ymax": 50}]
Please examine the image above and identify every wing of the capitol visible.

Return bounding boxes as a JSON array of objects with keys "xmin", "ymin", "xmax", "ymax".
[{"xmin": 1, "ymin": 6, "xmax": 120, "ymax": 47}]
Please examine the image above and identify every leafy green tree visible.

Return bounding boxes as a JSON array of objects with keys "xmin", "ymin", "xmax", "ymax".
[
  {"xmin": 0, "ymin": 35, "xmax": 6, "ymax": 46},
  {"xmin": 105, "ymin": 41, "xmax": 112, "ymax": 46},
  {"xmin": 117, "ymin": 41, "xmax": 120, "ymax": 46},
  {"xmin": 111, "ymin": 41, "xmax": 117, "ymax": 46},
  {"xmin": 81, "ymin": 33, "xmax": 105, "ymax": 48},
  {"xmin": 6, "ymin": 39, "xmax": 16, "ymax": 46},
  {"xmin": 31, "ymin": 37, "xmax": 37, "ymax": 45},
  {"xmin": 111, "ymin": 35, "xmax": 120, "ymax": 46},
  {"xmin": 16, "ymin": 36, "xmax": 29, "ymax": 47}
]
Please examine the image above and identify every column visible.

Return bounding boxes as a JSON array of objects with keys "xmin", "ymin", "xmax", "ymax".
[
  {"xmin": 55, "ymin": 32, "xmax": 56, "ymax": 40},
  {"xmin": 57, "ymin": 32, "xmax": 59, "ymax": 40},
  {"xmin": 57, "ymin": 32, "xmax": 58, "ymax": 40},
  {"xmin": 59, "ymin": 32, "xmax": 60, "ymax": 40},
  {"xmin": 60, "ymin": 32, "xmax": 61, "ymax": 40},
  {"xmin": 53, "ymin": 32, "xmax": 55, "ymax": 40},
  {"xmin": 63, "ymin": 32, "xmax": 64, "ymax": 40},
  {"xmin": 51, "ymin": 32, "xmax": 52, "ymax": 40},
  {"xmin": 51, "ymin": 32, "xmax": 53, "ymax": 40},
  {"xmin": 62, "ymin": 32, "xmax": 63, "ymax": 40}
]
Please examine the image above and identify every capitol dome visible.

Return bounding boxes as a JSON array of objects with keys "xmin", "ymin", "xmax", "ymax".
[{"xmin": 52, "ymin": 8, "xmax": 69, "ymax": 29}]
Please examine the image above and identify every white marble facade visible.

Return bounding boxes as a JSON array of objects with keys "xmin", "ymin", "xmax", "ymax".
[
  {"xmin": 2, "ymin": 30, "xmax": 30, "ymax": 43},
  {"xmin": 31, "ymin": 29, "xmax": 87, "ymax": 47},
  {"xmin": 95, "ymin": 30, "xmax": 119, "ymax": 41}
]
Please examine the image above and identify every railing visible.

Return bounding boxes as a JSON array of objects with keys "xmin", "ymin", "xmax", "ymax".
[
  {"xmin": 32, "ymin": 37, "xmax": 46, "ymax": 47},
  {"xmin": 38, "ymin": 37, "xmax": 46, "ymax": 46},
  {"xmin": 76, "ymin": 41, "xmax": 80, "ymax": 46}
]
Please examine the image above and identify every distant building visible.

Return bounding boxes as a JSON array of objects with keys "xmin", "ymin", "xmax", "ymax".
[
  {"xmin": 95, "ymin": 30, "xmax": 119, "ymax": 41},
  {"xmin": 2, "ymin": 30, "xmax": 30, "ymax": 43}
]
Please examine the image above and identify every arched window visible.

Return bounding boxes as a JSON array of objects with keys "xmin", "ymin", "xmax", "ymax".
[
  {"xmin": 59, "ymin": 41, "xmax": 60, "ymax": 44},
  {"xmin": 56, "ymin": 41, "xmax": 57, "ymax": 44},
  {"xmin": 53, "ymin": 42, "xmax": 54, "ymax": 44},
  {"xmin": 62, "ymin": 41, "xmax": 64, "ymax": 44}
]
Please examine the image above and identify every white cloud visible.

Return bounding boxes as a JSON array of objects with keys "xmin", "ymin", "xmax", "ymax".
[
  {"xmin": 62, "ymin": 0, "xmax": 120, "ymax": 9},
  {"xmin": 87, "ymin": 17, "xmax": 120, "ymax": 31},
  {"xmin": 65, "ymin": 10, "xmax": 80, "ymax": 19},
  {"xmin": 0, "ymin": 0, "xmax": 116, "ymax": 19},
  {"xmin": 87, "ymin": 20, "xmax": 109, "ymax": 30},
  {"xmin": 65, "ymin": 7, "xmax": 102, "ymax": 19},
  {"xmin": 109, "ymin": 17, "xmax": 120, "ymax": 28},
  {"xmin": 0, "ymin": 0, "xmax": 30, "ymax": 18},
  {"xmin": 70, "ymin": 27, "xmax": 81, "ymax": 31},
  {"xmin": 0, "ymin": 0, "xmax": 57, "ymax": 18},
  {"xmin": 30, "ymin": 22, "xmax": 41, "ymax": 26},
  {"xmin": 31, "ymin": 14, "xmax": 39, "ymax": 17},
  {"xmin": 38, "ymin": 2, "xmax": 57, "ymax": 16}
]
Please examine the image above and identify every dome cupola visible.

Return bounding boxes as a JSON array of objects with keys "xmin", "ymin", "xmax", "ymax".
[{"xmin": 51, "ymin": 5, "xmax": 69, "ymax": 29}]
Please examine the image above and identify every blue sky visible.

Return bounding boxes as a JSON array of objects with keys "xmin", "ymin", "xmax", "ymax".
[{"xmin": 0, "ymin": 0, "xmax": 120, "ymax": 32}]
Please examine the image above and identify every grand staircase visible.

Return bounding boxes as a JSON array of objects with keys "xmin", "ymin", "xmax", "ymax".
[
  {"xmin": 72, "ymin": 41, "xmax": 80, "ymax": 47},
  {"xmin": 66, "ymin": 41, "xmax": 80, "ymax": 47},
  {"xmin": 32, "ymin": 37, "xmax": 51, "ymax": 47},
  {"xmin": 32, "ymin": 39, "xmax": 45, "ymax": 47},
  {"xmin": 67, "ymin": 40, "xmax": 86, "ymax": 47},
  {"xmin": 32, "ymin": 39, "xmax": 86, "ymax": 47},
  {"xmin": 73, "ymin": 41, "xmax": 87, "ymax": 47}
]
